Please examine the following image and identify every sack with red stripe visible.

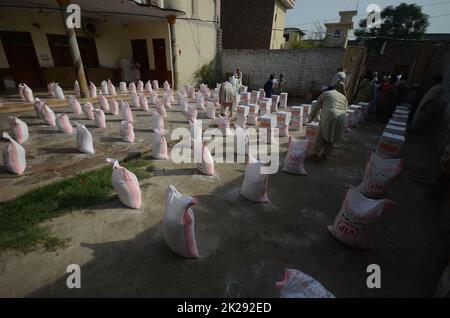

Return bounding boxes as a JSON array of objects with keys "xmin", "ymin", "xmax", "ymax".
[
  {"xmin": 120, "ymin": 120, "xmax": 135, "ymax": 143},
  {"xmin": 68, "ymin": 96, "xmax": 82, "ymax": 114},
  {"xmin": 276, "ymin": 269, "xmax": 335, "ymax": 298},
  {"xmin": 240, "ymin": 155, "xmax": 270, "ymax": 203},
  {"xmin": 83, "ymin": 103, "xmax": 95, "ymax": 120},
  {"xmin": 283, "ymin": 137, "xmax": 308, "ymax": 175},
  {"xmin": 41, "ymin": 104, "xmax": 56, "ymax": 127},
  {"xmin": 139, "ymin": 94, "xmax": 149, "ymax": 112},
  {"xmin": 357, "ymin": 151, "xmax": 403, "ymax": 199},
  {"xmin": 197, "ymin": 142, "xmax": 214, "ymax": 176},
  {"xmin": 56, "ymin": 114, "xmax": 73, "ymax": 134},
  {"xmin": 163, "ymin": 185, "xmax": 199, "ymax": 258},
  {"xmin": 75, "ymin": 123, "xmax": 95, "ymax": 154},
  {"xmin": 106, "ymin": 158, "xmax": 142, "ymax": 209},
  {"xmin": 327, "ymin": 186, "xmax": 395, "ymax": 249},
  {"xmin": 153, "ymin": 128, "xmax": 168, "ymax": 160},
  {"xmin": 2, "ymin": 132, "xmax": 26, "ymax": 175},
  {"xmin": 9, "ymin": 116, "xmax": 29, "ymax": 144},
  {"xmin": 94, "ymin": 109, "xmax": 106, "ymax": 128}
]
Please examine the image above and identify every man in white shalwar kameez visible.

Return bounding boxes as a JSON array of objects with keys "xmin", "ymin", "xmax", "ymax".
[{"xmin": 309, "ymin": 82, "xmax": 348, "ymax": 162}]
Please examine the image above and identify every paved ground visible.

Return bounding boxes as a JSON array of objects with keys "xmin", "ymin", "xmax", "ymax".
[{"xmin": 0, "ymin": 96, "xmax": 442, "ymax": 297}]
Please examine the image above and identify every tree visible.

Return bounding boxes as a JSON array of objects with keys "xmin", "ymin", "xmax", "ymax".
[{"xmin": 355, "ymin": 3, "xmax": 429, "ymax": 54}]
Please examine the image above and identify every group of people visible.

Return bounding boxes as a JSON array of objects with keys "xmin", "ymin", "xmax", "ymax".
[
  {"xmin": 308, "ymin": 67, "xmax": 445, "ymax": 163},
  {"xmin": 218, "ymin": 69, "xmax": 287, "ymax": 117},
  {"xmin": 352, "ymin": 70, "xmax": 445, "ymax": 132},
  {"xmin": 215, "ymin": 65, "xmax": 444, "ymax": 164}
]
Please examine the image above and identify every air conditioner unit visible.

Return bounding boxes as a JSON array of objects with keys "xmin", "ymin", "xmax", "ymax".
[{"xmin": 82, "ymin": 19, "xmax": 100, "ymax": 37}]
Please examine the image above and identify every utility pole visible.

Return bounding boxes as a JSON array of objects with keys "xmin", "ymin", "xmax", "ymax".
[
  {"xmin": 56, "ymin": 0, "xmax": 89, "ymax": 98},
  {"xmin": 167, "ymin": 15, "xmax": 179, "ymax": 90}
]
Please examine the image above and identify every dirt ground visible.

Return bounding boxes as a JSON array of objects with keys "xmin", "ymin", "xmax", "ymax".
[{"xmin": 0, "ymin": 97, "xmax": 442, "ymax": 298}]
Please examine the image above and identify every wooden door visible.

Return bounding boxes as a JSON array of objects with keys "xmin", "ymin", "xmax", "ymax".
[
  {"xmin": 342, "ymin": 46, "xmax": 367, "ymax": 102},
  {"xmin": 131, "ymin": 39, "xmax": 150, "ymax": 81},
  {"xmin": 152, "ymin": 38, "xmax": 169, "ymax": 84},
  {"xmin": 0, "ymin": 31, "xmax": 43, "ymax": 87}
]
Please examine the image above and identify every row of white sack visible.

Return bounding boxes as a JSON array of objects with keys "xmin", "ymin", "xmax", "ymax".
[
  {"xmin": 99, "ymin": 166, "xmax": 335, "ymax": 297},
  {"xmin": 17, "ymin": 79, "xmax": 173, "ymax": 103}
]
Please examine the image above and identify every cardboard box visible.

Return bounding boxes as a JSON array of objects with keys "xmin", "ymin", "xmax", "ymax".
[
  {"xmin": 248, "ymin": 104, "xmax": 260, "ymax": 115},
  {"xmin": 385, "ymin": 124, "xmax": 406, "ymax": 136},
  {"xmin": 302, "ymin": 104, "xmax": 312, "ymax": 124},
  {"xmin": 350, "ymin": 105, "xmax": 364, "ymax": 123},
  {"xmin": 237, "ymin": 105, "xmax": 250, "ymax": 117},
  {"xmin": 306, "ymin": 122, "xmax": 319, "ymax": 141},
  {"xmin": 259, "ymin": 115, "xmax": 276, "ymax": 128},
  {"xmin": 271, "ymin": 95, "xmax": 280, "ymax": 112},
  {"xmin": 250, "ymin": 90, "xmax": 260, "ymax": 104},
  {"xmin": 277, "ymin": 111, "xmax": 292, "ymax": 127},
  {"xmin": 389, "ymin": 119, "xmax": 407, "ymax": 127},
  {"xmin": 291, "ymin": 106, "xmax": 304, "ymax": 131},
  {"xmin": 377, "ymin": 132, "xmax": 405, "ymax": 158},
  {"xmin": 240, "ymin": 92, "xmax": 251, "ymax": 105},
  {"xmin": 392, "ymin": 113, "xmax": 409, "ymax": 122},
  {"xmin": 346, "ymin": 110, "xmax": 358, "ymax": 127},
  {"xmin": 259, "ymin": 100, "xmax": 271, "ymax": 116},
  {"xmin": 280, "ymin": 93, "xmax": 288, "ymax": 108}
]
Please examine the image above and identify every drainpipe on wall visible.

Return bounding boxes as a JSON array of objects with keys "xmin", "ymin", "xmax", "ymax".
[
  {"xmin": 56, "ymin": 0, "xmax": 89, "ymax": 98},
  {"xmin": 167, "ymin": 15, "xmax": 178, "ymax": 90},
  {"xmin": 214, "ymin": 0, "xmax": 223, "ymax": 81}
]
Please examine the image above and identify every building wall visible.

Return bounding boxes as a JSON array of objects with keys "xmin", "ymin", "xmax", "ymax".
[
  {"xmin": 222, "ymin": 48, "xmax": 345, "ymax": 96},
  {"xmin": 323, "ymin": 24, "xmax": 349, "ymax": 48},
  {"xmin": 170, "ymin": 0, "xmax": 217, "ymax": 86},
  {"xmin": 270, "ymin": 0, "xmax": 287, "ymax": 49},
  {"xmin": 221, "ymin": 0, "xmax": 275, "ymax": 49},
  {"xmin": 0, "ymin": 8, "xmax": 175, "ymax": 70}
]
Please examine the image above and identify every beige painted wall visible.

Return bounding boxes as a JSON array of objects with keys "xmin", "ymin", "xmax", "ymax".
[
  {"xmin": 0, "ymin": 8, "xmax": 171, "ymax": 70},
  {"xmin": 0, "ymin": 1, "xmax": 218, "ymax": 86},
  {"xmin": 173, "ymin": 0, "xmax": 217, "ymax": 86},
  {"xmin": 271, "ymin": 0, "xmax": 287, "ymax": 50},
  {"xmin": 126, "ymin": 21, "xmax": 172, "ymax": 71},
  {"xmin": 324, "ymin": 24, "xmax": 350, "ymax": 48}
]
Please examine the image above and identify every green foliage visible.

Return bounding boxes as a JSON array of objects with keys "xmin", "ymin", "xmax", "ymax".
[
  {"xmin": 355, "ymin": 3, "xmax": 429, "ymax": 54},
  {"xmin": 193, "ymin": 59, "xmax": 220, "ymax": 88},
  {"xmin": 289, "ymin": 38, "xmax": 322, "ymax": 49},
  {"xmin": 0, "ymin": 159, "xmax": 153, "ymax": 253}
]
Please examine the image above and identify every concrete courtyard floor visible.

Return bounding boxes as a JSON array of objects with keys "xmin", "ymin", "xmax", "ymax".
[{"xmin": 0, "ymin": 97, "xmax": 442, "ymax": 297}]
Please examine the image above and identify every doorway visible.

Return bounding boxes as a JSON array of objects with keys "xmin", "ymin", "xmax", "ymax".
[
  {"xmin": 131, "ymin": 39, "xmax": 150, "ymax": 81},
  {"xmin": 0, "ymin": 31, "xmax": 43, "ymax": 87},
  {"xmin": 152, "ymin": 38, "xmax": 169, "ymax": 85}
]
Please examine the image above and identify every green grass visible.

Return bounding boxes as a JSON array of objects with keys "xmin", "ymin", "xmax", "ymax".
[{"xmin": 0, "ymin": 159, "xmax": 154, "ymax": 253}]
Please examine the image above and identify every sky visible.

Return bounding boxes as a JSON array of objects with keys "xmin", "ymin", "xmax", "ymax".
[{"xmin": 286, "ymin": 0, "xmax": 450, "ymax": 38}]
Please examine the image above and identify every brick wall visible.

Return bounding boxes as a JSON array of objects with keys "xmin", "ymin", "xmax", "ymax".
[
  {"xmin": 221, "ymin": 0, "xmax": 275, "ymax": 49},
  {"xmin": 222, "ymin": 48, "xmax": 346, "ymax": 97}
]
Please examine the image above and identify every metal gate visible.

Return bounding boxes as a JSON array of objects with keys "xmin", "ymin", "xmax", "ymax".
[{"xmin": 342, "ymin": 46, "xmax": 367, "ymax": 103}]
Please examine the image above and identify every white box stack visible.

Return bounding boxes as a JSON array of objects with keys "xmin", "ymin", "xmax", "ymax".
[
  {"xmin": 290, "ymin": 106, "xmax": 304, "ymax": 131},
  {"xmin": 280, "ymin": 93, "xmax": 288, "ymax": 108},
  {"xmin": 248, "ymin": 104, "xmax": 260, "ymax": 125},
  {"xmin": 277, "ymin": 111, "xmax": 292, "ymax": 137},
  {"xmin": 271, "ymin": 95, "xmax": 280, "ymax": 112}
]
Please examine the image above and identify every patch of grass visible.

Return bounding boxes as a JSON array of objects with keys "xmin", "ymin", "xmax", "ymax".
[{"xmin": 0, "ymin": 159, "xmax": 154, "ymax": 253}]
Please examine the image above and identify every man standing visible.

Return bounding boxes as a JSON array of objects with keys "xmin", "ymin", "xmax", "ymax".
[
  {"xmin": 264, "ymin": 74, "xmax": 275, "ymax": 98},
  {"xmin": 219, "ymin": 81, "xmax": 234, "ymax": 117}
]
